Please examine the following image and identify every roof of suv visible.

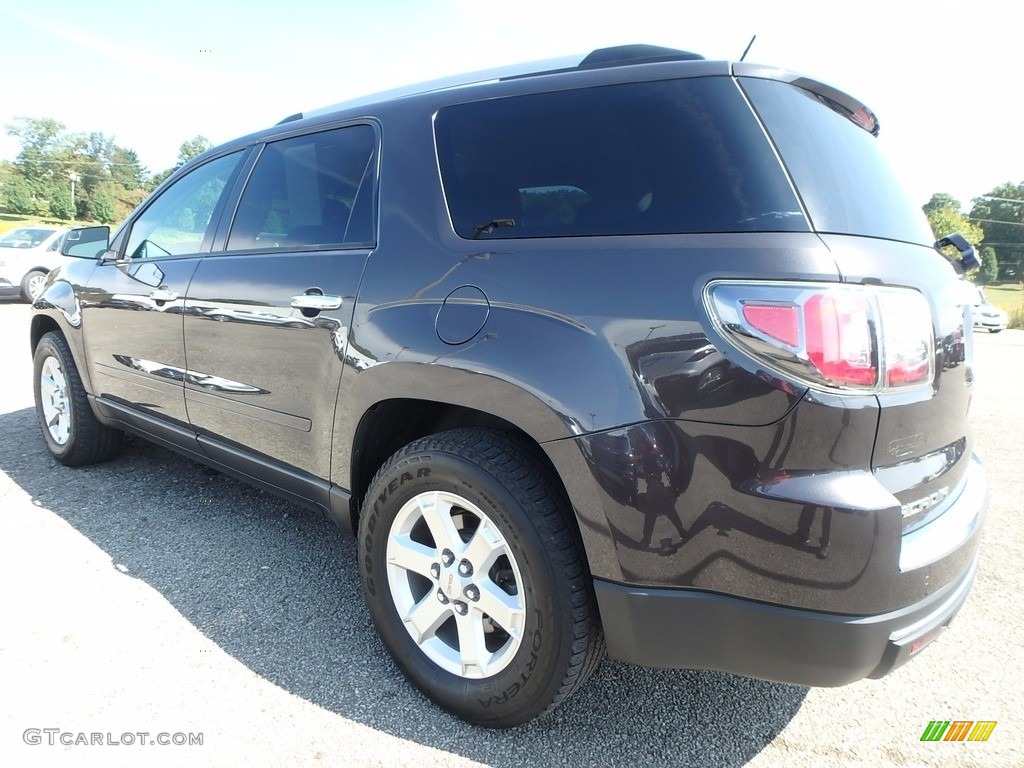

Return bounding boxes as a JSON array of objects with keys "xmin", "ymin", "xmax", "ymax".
[
  {"xmin": 286, "ymin": 44, "xmax": 709, "ymax": 123},
  {"xmin": 182, "ymin": 44, "xmax": 878, "ymax": 181}
]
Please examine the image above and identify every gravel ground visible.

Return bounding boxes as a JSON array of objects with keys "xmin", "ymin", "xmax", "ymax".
[{"xmin": 0, "ymin": 299, "xmax": 1020, "ymax": 767}]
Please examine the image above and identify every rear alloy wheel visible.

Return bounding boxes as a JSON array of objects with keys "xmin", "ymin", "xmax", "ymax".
[
  {"xmin": 33, "ymin": 331, "xmax": 122, "ymax": 466},
  {"xmin": 21, "ymin": 269, "xmax": 48, "ymax": 302},
  {"xmin": 358, "ymin": 429, "xmax": 604, "ymax": 727}
]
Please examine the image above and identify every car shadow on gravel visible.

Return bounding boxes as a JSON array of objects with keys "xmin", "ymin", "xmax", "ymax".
[{"xmin": 1, "ymin": 405, "xmax": 808, "ymax": 767}]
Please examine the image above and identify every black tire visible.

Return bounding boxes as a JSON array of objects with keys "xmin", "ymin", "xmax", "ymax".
[
  {"xmin": 33, "ymin": 331, "xmax": 123, "ymax": 466},
  {"xmin": 358, "ymin": 428, "xmax": 604, "ymax": 728},
  {"xmin": 21, "ymin": 269, "xmax": 48, "ymax": 302}
]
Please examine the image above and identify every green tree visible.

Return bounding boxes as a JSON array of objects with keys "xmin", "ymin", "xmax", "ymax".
[
  {"xmin": 48, "ymin": 185, "xmax": 75, "ymax": 220},
  {"xmin": 923, "ymin": 193, "xmax": 961, "ymax": 215},
  {"xmin": 3, "ymin": 176, "xmax": 38, "ymax": 214},
  {"xmin": 5, "ymin": 117, "xmax": 67, "ymax": 184},
  {"xmin": 147, "ymin": 136, "xmax": 213, "ymax": 192},
  {"xmin": 92, "ymin": 185, "xmax": 117, "ymax": 224},
  {"xmin": 977, "ymin": 246, "xmax": 999, "ymax": 285},
  {"xmin": 922, "ymin": 193, "xmax": 984, "ymax": 262},
  {"xmin": 110, "ymin": 147, "xmax": 147, "ymax": 190},
  {"xmin": 177, "ymin": 136, "xmax": 212, "ymax": 167},
  {"xmin": 970, "ymin": 183, "xmax": 1024, "ymax": 279}
]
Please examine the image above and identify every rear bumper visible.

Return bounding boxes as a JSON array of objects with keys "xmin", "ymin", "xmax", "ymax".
[{"xmin": 595, "ymin": 552, "xmax": 978, "ymax": 686}]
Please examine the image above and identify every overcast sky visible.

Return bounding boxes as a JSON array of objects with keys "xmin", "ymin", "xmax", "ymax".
[{"xmin": 0, "ymin": 0, "xmax": 1016, "ymax": 209}]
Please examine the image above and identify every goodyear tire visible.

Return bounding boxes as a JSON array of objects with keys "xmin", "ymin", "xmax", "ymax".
[
  {"xmin": 358, "ymin": 428, "xmax": 604, "ymax": 728},
  {"xmin": 33, "ymin": 331, "xmax": 122, "ymax": 466}
]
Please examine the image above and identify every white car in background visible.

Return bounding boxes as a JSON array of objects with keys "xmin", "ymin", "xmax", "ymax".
[
  {"xmin": 965, "ymin": 283, "xmax": 1009, "ymax": 333},
  {"xmin": 0, "ymin": 226, "xmax": 71, "ymax": 301}
]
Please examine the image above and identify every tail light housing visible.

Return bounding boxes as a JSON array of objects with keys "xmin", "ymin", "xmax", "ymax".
[{"xmin": 706, "ymin": 281, "xmax": 933, "ymax": 393}]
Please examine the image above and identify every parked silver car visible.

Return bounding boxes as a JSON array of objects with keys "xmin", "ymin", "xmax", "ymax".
[
  {"xmin": 966, "ymin": 284, "xmax": 1008, "ymax": 333},
  {"xmin": 0, "ymin": 226, "xmax": 71, "ymax": 301}
]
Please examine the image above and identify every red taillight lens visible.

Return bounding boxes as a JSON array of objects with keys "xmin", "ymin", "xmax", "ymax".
[
  {"xmin": 708, "ymin": 282, "xmax": 933, "ymax": 394},
  {"xmin": 741, "ymin": 304, "xmax": 799, "ymax": 347},
  {"xmin": 804, "ymin": 292, "xmax": 876, "ymax": 387}
]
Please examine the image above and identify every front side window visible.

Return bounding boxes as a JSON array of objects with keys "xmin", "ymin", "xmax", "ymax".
[
  {"xmin": 226, "ymin": 124, "xmax": 377, "ymax": 251},
  {"xmin": 435, "ymin": 77, "xmax": 807, "ymax": 239},
  {"xmin": 124, "ymin": 151, "xmax": 243, "ymax": 259}
]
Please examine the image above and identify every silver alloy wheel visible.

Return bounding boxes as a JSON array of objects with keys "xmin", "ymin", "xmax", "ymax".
[
  {"xmin": 386, "ymin": 490, "xmax": 526, "ymax": 678},
  {"xmin": 27, "ymin": 272, "xmax": 47, "ymax": 301},
  {"xmin": 39, "ymin": 356, "xmax": 71, "ymax": 445}
]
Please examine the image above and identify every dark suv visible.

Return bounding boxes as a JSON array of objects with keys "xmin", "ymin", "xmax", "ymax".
[{"xmin": 31, "ymin": 45, "xmax": 986, "ymax": 728}]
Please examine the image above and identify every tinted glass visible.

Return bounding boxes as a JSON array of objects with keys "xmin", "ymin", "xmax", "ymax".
[
  {"xmin": 435, "ymin": 77, "xmax": 807, "ymax": 239},
  {"xmin": 741, "ymin": 77, "xmax": 934, "ymax": 245},
  {"xmin": 125, "ymin": 152, "xmax": 243, "ymax": 259},
  {"xmin": 227, "ymin": 124, "xmax": 376, "ymax": 251}
]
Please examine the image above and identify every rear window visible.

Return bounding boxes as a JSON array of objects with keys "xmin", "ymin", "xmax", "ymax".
[
  {"xmin": 740, "ymin": 77, "xmax": 934, "ymax": 245},
  {"xmin": 435, "ymin": 77, "xmax": 807, "ymax": 239}
]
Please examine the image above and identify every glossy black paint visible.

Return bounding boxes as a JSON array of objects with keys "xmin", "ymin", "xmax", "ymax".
[
  {"xmin": 182, "ymin": 249, "xmax": 366, "ymax": 478},
  {"xmin": 31, "ymin": 56, "xmax": 985, "ymax": 682},
  {"xmin": 82, "ymin": 257, "xmax": 200, "ymax": 427}
]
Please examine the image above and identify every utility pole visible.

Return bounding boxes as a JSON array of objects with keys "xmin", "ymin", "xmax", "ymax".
[{"xmin": 69, "ymin": 172, "xmax": 80, "ymax": 221}]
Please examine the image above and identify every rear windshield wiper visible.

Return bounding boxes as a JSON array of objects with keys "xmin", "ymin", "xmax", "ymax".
[{"xmin": 473, "ymin": 218, "xmax": 516, "ymax": 239}]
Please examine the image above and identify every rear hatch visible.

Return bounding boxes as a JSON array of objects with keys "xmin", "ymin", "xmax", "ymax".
[{"xmin": 738, "ymin": 70, "xmax": 975, "ymax": 533}]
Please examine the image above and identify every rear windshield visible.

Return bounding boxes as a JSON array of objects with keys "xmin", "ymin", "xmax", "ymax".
[
  {"xmin": 740, "ymin": 77, "xmax": 934, "ymax": 246},
  {"xmin": 435, "ymin": 77, "xmax": 807, "ymax": 239}
]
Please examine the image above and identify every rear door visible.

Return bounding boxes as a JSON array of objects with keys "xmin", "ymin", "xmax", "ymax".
[{"xmin": 182, "ymin": 123, "xmax": 378, "ymax": 479}]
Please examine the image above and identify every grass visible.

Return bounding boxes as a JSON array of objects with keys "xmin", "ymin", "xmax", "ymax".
[
  {"xmin": 981, "ymin": 284, "xmax": 1024, "ymax": 329},
  {"xmin": 0, "ymin": 213, "xmax": 75, "ymax": 235},
  {"xmin": 0, "ymin": 211, "xmax": 95, "ymax": 236}
]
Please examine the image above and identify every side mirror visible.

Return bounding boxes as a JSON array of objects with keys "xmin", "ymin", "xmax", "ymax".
[
  {"xmin": 62, "ymin": 226, "xmax": 110, "ymax": 259},
  {"xmin": 935, "ymin": 232, "xmax": 981, "ymax": 273}
]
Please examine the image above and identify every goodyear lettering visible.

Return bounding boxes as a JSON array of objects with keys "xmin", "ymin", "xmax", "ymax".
[{"xmin": 374, "ymin": 468, "xmax": 431, "ymax": 511}]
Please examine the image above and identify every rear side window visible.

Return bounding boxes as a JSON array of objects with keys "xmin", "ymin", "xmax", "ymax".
[
  {"xmin": 435, "ymin": 77, "xmax": 807, "ymax": 239},
  {"xmin": 227, "ymin": 124, "xmax": 377, "ymax": 251},
  {"xmin": 740, "ymin": 77, "xmax": 934, "ymax": 246}
]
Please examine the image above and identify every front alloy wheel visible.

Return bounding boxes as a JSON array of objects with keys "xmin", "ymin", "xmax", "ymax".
[
  {"xmin": 33, "ymin": 331, "xmax": 122, "ymax": 466},
  {"xmin": 39, "ymin": 355, "xmax": 72, "ymax": 445}
]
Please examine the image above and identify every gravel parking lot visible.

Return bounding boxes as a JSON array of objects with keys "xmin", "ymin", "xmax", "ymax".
[{"xmin": 1, "ymin": 299, "xmax": 1020, "ymax": 768}]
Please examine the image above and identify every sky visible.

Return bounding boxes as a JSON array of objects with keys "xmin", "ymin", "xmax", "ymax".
[{"xmin": 0, "ymin": 0, "xmax": 1018, "ymax": 210}]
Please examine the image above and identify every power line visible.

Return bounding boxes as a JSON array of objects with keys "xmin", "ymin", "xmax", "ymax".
[
  {"xmin": 968, "ymin": 217, "xmax": 1024, "ymax": 228},
  {"xmin": 2, "ymin": 158, "xmax": 148, "ymax": 167},
  {"xmin": 975, "ymin": 195, "xmax": 1024, "ymax": 205}
]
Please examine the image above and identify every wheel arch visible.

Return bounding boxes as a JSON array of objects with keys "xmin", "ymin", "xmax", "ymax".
[
  {"xmin": 31, "ymin": 302, "xmax": 94, "ymax": 397},
  {"xmin": 332, "ymin": 364, "xmax": 620, "ymax": 580}
]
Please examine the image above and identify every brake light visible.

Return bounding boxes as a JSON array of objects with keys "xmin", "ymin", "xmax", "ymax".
[
  {"xmin": 804, "ymin": 292, "xmax": 876, "ymax": 387},
  {"xmin": 707, "ymin": 282, "xmax": 933, "ymax": 393}
]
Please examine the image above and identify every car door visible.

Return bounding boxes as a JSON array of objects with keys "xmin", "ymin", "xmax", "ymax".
[
  {"xmin": 182, "ymin": 123, "xmax": 377, "ymax": 480},
  {"xmin": 81, "ymin": 150, "xmax": 247, "ymax": 428}
]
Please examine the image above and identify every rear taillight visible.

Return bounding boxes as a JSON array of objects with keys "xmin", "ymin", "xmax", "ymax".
[{"xmin": 707, "ymin": 281, "xmax": 933, "ymax": 393}]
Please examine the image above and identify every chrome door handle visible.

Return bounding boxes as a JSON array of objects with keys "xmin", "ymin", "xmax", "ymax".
[
  {"xmin": 149, "ymin": 289, "xmax": 179, "ymax": 302},
  {"xmin": 291, "ymin": 294, "xmax": 342, "ymax": 311}
]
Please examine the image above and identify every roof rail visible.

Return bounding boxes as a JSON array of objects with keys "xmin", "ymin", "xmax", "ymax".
[{"xmin": 293, "ymin": 44, "xmax": 705, "ymax": 122}]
